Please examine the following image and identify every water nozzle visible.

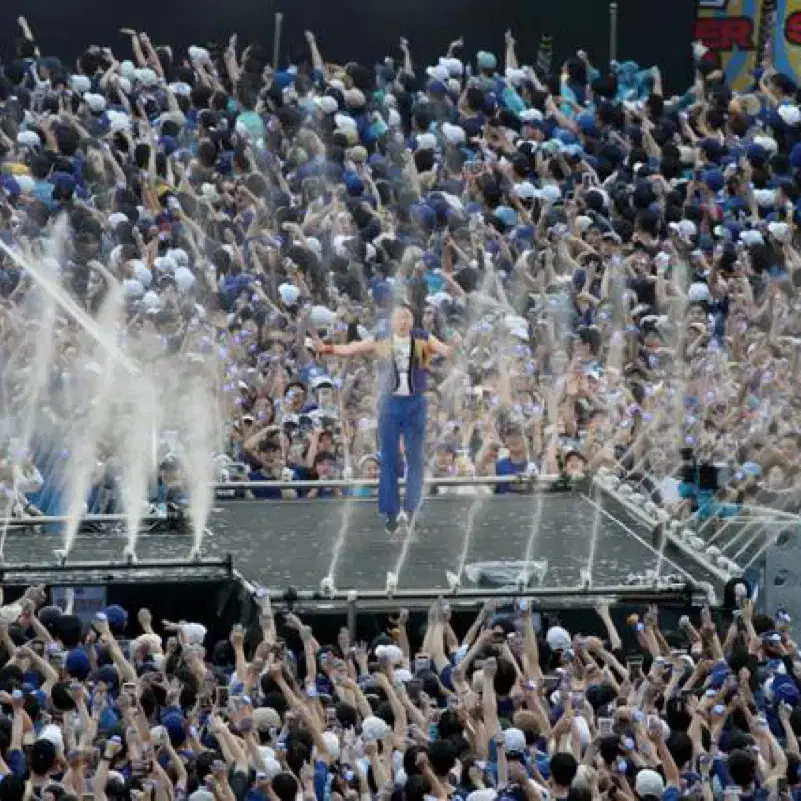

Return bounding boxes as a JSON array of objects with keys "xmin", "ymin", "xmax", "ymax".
[
  {"xmin": 122, "ymin": 546, "xmax": 137, "ymax": 565},
  {"xmin": 445, "ymin": 571, "xmax": 460, "ymax": 593},
  {"xmin": 346, "ymin": 589, "xmax": 358, "ymax": 603},
  {"xmin": 53, "ymin": 549, "xmax": 67, "ymax": 567},
  {"xmin": 580, "ymin": 568, "xmax": 591, "ymax": 589},
  {"xmin": 320, "ymin": 576, "xmax": 336, "ymax": 598},
  {"xmin": 386, "ymin": 572, "xmax": 398, "ymax": 597}
]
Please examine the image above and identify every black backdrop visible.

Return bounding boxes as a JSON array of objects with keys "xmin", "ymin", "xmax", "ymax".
[{"xmin": 0, "ymin": 0, "xmax": 696, "ymax": 93}]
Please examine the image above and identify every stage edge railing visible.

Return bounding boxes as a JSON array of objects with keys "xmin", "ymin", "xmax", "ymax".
[
  {"xmin": 0, "ymin": 474, "xmax": 570, "ymax": 528},
  {"xmin": 0, "ymin": 556, "xmax": 233, "ymax": 585},
  {"xmin": 232, "ymin": 568, "xmax": 710, "ymax": 638},
  {"xmin": 592, "ymin": 476, "xmax": 732, "ymax": 585}
]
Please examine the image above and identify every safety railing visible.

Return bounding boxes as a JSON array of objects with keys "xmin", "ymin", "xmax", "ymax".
[{"xmin": 0, "ymin": 473, "xmax": 575, "ymax": 527}]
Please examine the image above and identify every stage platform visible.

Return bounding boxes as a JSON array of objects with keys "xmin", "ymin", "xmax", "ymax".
[{"xmin": 0, "ymin": 488, "xmax": 721, "ymax": 605}]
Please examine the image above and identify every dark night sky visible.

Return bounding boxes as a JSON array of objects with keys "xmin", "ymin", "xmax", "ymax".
[{"xmin": 0, "ymin": 0, "xmax": 696, "ymax": 93}]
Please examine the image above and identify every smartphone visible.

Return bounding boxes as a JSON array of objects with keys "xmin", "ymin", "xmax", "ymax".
[
  {"xmin": 131, "ymin": 759, "xmax": 151, "ymax": 777},
  {"xmin": 326, "ymin": 707, "xmax": 337, "ymax": 726},
  {"xmin": 122, "ymin": 682, "xmax": 137, "ymax": 699},
  {"xmin": 407, "ymin": 679, "xmax": 423, "ymax": 701},
  {"xmin": 216, "ymin": 686, "xmax": 229, "ymax": 707},
  {"xmin": 543, "ymin": 674, "xmax": 561, "ymax": 692},
  {"xmin": 598, "ymin": 717, "xmax": 614, "ymax": 736},
  {"xmin": 414, "ymin": 653, "xmax": 430, "ymax": 673},
  {"xmin": 627, "ymin": 657, "xmax": 644, "ymax": 679},
  {"xmin": 30, "ymin": 640, "xmax": 45, "ymax": 657}
]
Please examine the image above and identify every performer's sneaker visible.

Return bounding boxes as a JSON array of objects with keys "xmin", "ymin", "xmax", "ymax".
[
  {"xmin": 385, "ymin": 516, "xmax": 400, "ymax": 538},
  {"xmin": 399, "ymin": 510, "xmax": 417, "ymax": 541}
]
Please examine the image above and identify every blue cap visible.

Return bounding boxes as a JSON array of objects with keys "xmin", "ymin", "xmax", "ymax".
[
  {"xmin": 1, "ymin": 176, "xmax": 20, "ymax": 201},
  {"xmin": 65, "ymin": 649, "xmax": 91, "ymax": 680},
  {"xmin": 343, "ymin": 171, "xmax": 365, "ymax": 196},
  {"xmin": 477, "ymin": 51, "xmax": 497, "ymax": 71},
  {"xmin": 703, "ymin": 169, "xmax": 724, "ymax": 193},
  {"xmin": 162, "ymin": 711, "xmax": 186, "ymax": 746},
  {"xmin": 771, "ymin": 674, "xmax": 800, "ymax": 707},
  {"xmin": 492, "ymin": 206, "xmax": 518, "ymax": 228},
  {"xmin": 104, "ymin": 605, "xmax": 128, "ymax": 632}
]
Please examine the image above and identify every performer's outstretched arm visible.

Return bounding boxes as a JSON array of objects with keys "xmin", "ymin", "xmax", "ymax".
[
  {"xmin": 429, "ymin": 334, "xmax": 459, "ymax": 359},
  {"xmin": 316, "ymin": 339, "xmax": 377, "ymax": 358}
]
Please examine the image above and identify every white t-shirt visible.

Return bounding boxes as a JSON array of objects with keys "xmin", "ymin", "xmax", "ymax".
[{"xmin": 392, "ymin": 335, "xmax": 412, "ymax": 395}]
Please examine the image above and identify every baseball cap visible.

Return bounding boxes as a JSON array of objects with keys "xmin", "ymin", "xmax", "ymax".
[{"xmin": 635, "ymin": 769, "xmax": 665, "ymax": 798}]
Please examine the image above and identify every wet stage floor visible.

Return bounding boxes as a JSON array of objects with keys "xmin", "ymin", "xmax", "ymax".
[{"xmin": 3, "ymin": 491, "xmax": 721, "ymax": 592}]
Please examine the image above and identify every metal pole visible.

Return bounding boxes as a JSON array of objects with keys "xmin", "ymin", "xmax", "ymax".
[
  {"xmin": 347, "ymin": 598, "xmax": 357, "ymax": 641},
  {"xmin": 214, "ymin": 474, "xmax": 562, "ymax": 490},
  {"xmin": 273, "ymin": 12, "xmax": 283, "ymax": 69},
  {"xmin": 609, "ymin": 2, "xmax": 619, "ymax": 64},
  {"xmin": 0, "ymin": 557, "xmax": 229, "ymax": 572}
]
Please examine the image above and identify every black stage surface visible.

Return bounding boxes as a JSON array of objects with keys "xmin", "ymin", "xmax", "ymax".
[{"xmin": 1, "ymin": 491, "xmax": 720, "ymax": 592}]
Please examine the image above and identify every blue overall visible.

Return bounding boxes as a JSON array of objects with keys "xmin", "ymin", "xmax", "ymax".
[{"xmin": 377, "ymin": 330, "xmax": 430, "ymax": 520}]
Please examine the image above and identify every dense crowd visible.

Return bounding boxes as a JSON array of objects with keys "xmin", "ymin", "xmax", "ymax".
[
  {"xmin": 0, "ymin": 16, "xmax": 800, "ymax": 521},
  {"xmin": 0, "ymin": 18, "xmax": 800, "ymax": 800},
  {"xmin": 0, "ymin": 582, "xmax": 791, "ymax": 801}
]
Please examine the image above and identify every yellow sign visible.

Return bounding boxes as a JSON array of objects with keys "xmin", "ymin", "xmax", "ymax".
[
  {"xmin": 774, "ymin": 0, "xmax": 801, "ymax": 80},
  {"xmin": 695, "ymin": 0, "xmax": 763, "ymax": 90}
]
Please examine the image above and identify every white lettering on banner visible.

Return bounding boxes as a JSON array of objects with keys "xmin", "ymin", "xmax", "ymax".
[
  {"xmin": 698, "ymin": 0, "xmax": 730, "ymax": 7},
  {"xmin": 51, "ymin": 586, "xmax": 107, "ymax": 622}
]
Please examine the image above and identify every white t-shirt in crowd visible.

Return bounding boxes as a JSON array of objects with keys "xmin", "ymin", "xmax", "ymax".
[{"xmin": 393, "ymin": 335, "xmax": 412, "ymax": 395}]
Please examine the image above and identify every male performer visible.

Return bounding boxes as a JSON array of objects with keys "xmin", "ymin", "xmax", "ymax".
[{"xmin": 314, "ymin": 304, "xmax": 456, "ymax": 534}]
